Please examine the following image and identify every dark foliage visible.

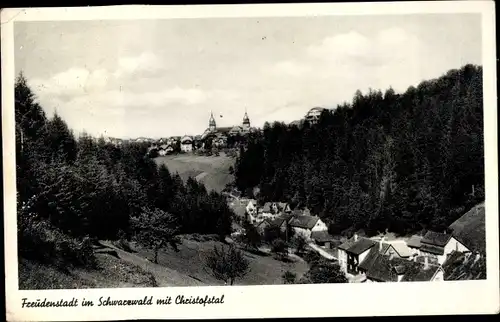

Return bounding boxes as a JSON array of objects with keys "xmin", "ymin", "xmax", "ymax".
[
  {"xmin": 235, "ymin": 65, "xmax": 484, "ymax": 236},
  {"xmin": 15, "ymin": 73, "xmax": 234, "ymax": 267}
]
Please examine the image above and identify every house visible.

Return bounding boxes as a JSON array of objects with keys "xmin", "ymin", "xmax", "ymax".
[
  {"xmin": 256, "ymin": 219, "xmax": 272, "ymax": 235},
  {"xmin": 363, "ymin": 252, "xmax": 444, "ymax": 283},
  {"xmin": 259, "ymin": 202, "xmax": 280, "ymax": 215},
  {"xmin": 180, "ymin": 136, "xmax": 193, "ymax": 152},
  {"xmin": 385, "ymin": 240, "xmax": 413, "ymax": 259},
  {"xmin": 158, "ymin": 149, "xmax": 167, "ymax": 156},
  {"xmin": 419, "ymin": 231, "xmax": 471, "ymax": 265},
  {"xmin": 268, "ymin": 216, "xmax": 291, "ymax": 233},
  {"xmin": 448, "ymin": 202, "xmax": 486, "ymax": 255},
  {"xmin": 304, "ymin": 107, "xmax": 326, "ymax": 124},
  {"xmin": 407, "ymin": 235, "xmax": 423, "ymax": 256},
  {"xmin": 277, "ymin": 202, "xmax": 292, "ymax": 213},
  {"xmin": 310, "ymin": 231, "xmax": 335, "ymax": 248},
  {"xmin": 288, "ymin": 215, "xmax": 328, "ymax": 240},
  {"xmin": 245, "ymin": 199, "xmax": 258, "ymax": 217},
  {"xmin": 339, "ymin": 235, "xmax": 377, "ymax": 275}
]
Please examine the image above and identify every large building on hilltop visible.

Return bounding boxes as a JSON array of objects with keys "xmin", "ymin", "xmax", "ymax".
[{"xmin": 201, "ymin": 111, "xmax": 257, "ymax": 142}]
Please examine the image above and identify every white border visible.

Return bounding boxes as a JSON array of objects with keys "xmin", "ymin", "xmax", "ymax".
[{"xmin": 2, "ymin": 2, "xmax": 499, "ymax": 320}]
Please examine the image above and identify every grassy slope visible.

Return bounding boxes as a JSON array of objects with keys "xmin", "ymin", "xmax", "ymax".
[
  {"xmin": 20, "ymin": 237, "xmax": 309, "ymax": 289},
  {"xmin": 18, "ymin": 253, "xmax": 158, "ymax": 290},
  {"xmin": 154, "ymin": 154, "xmax": 234, "ymax": 193},
  {"xmin": 127, "ymin": 237, "xmax": 309, "ymax": 286}
]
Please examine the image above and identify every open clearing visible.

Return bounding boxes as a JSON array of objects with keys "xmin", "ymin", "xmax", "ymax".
[
  {"xmin": 154, "ymin": 153, "xmax": 235, "ymax": 193},
  {"xmin": 20, "ymin": 236, "xmax": 309, "ymax": 289},
  {"xmin": 130, "ymin": 237, "xmax": 309, "ymax": 286}
]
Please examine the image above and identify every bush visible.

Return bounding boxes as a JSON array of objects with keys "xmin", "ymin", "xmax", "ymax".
[{"xmin": 18, "ymin": 213, "xmax": 97, "ymax": 269}]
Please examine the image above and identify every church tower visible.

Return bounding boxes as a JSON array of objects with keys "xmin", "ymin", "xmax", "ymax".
[
  {"xmin": 209, "ymin": 111, "xmax": 217, "ymax": 132},
  {"xmin": 242, "ymin": 109, "xmax": 250, "ymax": 131}
]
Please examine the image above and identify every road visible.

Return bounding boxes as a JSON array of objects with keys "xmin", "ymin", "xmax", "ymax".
[{"xmin": 307, "ymin": 243, "xmax": 337, "ymax": 260}]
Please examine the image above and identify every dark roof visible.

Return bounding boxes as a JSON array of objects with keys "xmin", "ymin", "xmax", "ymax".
[
  {"xmin": 338, "ymin": 236, "xmax": 357, "ymax": 251},
  {"xmin": 365, "ymin": 254, "xmax": 400, "ymax": 282},
  {"xmin": 401, "ymin": 263, "xmax": 441, "ymax": 282},
  {"xmin": 268, "ymin": 217, "xmax": 287, "ymax": 228},
  {"xmin": 289, "ymin": 215, "xmax": 319, "ymax": 230},
  {"xmin": 407, "ymin": 235, "xmax": 423, "ymax": 249},
  {"xmin": 366, "ymin": 253, "xmax": 440, "ymax": 282},
  {"xmin": 420, "ymin": 243, "xmax": 445, "ymax": 255},
  {"xmin": 358, "ymin": 247, "xmax": 380, "ymax": 271},
  {"xmin": 217, "ymin": 127, "xmax": 232, "ymax": 134},
  {"xmin": 358, "ymin": 242, "xmax": 391, "ymax": 271},
  {"xmin": 448, "ymin": 204, "xmax": 486, "ymax": 253},
  {"xmin": 346, "ymin": 238, "xmax": 377, "ymax": 255},
  {"xmin": 311, "ymin": 231, "xmax": 334, "ymax": 243},
  {"xmin": 257, "ymin": 219, "xmax": 272, "ymax": 228},
  {"xmin": 421, "ymin": 231, "xmax": 452, "ymax": 247}
]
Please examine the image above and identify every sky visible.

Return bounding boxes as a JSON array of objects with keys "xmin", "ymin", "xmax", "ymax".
[{"xmin": 14, "ymin": 14, "xmax": 482, "ymax": 139}]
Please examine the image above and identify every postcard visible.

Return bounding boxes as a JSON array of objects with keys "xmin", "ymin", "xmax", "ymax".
[{"xmin": 2, "ymin": 2, "xmax": 498, "ymax": 320}]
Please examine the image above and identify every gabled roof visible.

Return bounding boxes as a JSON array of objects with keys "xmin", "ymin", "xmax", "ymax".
[
  {"xmin": 310, "ymin": 231, "xmax": 334, "ymax": 243},
  {"xmin": 268, "ymin": 217, "xmax": 288, "ymax": 229},
  {"xmin": 261, "ymin": 202, "xmax": 274, "ymax": 213},
  {"xmin": 257, "ymin": 219, "xmax": 273, "ymax": 228},
  {"xmin": 448, "ymin": 203, "xmax": 486, "ymax": 253},
  {"xmin": 289, "ymin": 215, "xmax": 320, "ymax": 230},
  {"xmin": 346, "ymin": 238, "xmax": 377, "ymax": 255},
  {"xmin": 407, "ymin": 235, "xmax": 423, "ymax": 249},
  {"xmin": 387, "ymin": 241, "xmax": 413, "ymax": 258},
  {"xmin": 421, "ymin": 231, "xmax": 453, "ymax": 247}
]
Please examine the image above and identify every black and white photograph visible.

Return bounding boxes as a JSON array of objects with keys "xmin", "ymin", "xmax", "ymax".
[{"xmin": 2, "ymin": 2, "xmax": 498, "ymax": 320}]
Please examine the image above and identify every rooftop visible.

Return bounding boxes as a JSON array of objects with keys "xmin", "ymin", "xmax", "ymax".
[
  {"xmin": 386, "ymin": 241, "xmax": 413, "ymax": 258},
  {"xmin": 407, "ymin": 235, "xmax": 423, "ymax": 249},
  {"xmin": 448, "ymin": 203, "xmax": 486, "ymax": 253},
  {"xmin": 419, "ymin": 243, "xmax": 445, "ymax": 255},
  {"xmin": 346, "ymin": 238, "xmax": 377, "ymax": 255},
  {"xmin": 421, "ymin": 231, "xmax": 452, "ymax": 247},
  {"xmin": 289, "ymin": 215, "xmax": 320, "ymax": 230}
]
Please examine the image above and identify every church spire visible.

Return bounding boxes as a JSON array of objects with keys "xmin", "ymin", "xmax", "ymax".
[
  {"xmin": 209, "ymin": 111, "xmax": 216, "ymax": 132},
  {"xmin": 242, "ymin": 108, "xmax": 250, "ymax": 129}
]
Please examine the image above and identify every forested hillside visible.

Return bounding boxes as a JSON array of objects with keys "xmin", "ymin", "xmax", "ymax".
[
  {"xmin": 235, "ymin": 64, "xmax": 484, "ymax": 236},
  {"xmin": 15, "ymin": 73, "xmax": 233, "ymax": 271}
]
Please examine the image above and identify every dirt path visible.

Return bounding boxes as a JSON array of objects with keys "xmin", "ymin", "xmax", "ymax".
[{"xmin": 99, "ymin": 241, "xmax": 206, "ymax": 287}]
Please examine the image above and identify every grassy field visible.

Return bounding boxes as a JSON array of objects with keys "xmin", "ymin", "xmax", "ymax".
[
  {"xmin": 129, "ymin": 236, "xmax": 309, "ymax": 286},
  {"xmin": 154, "ymin": 153, "xmax": 235, "ymax": 193}
]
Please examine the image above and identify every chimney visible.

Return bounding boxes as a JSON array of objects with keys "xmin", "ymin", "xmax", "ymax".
[
  {"xmin": 424, "ymin": 256, "xmax": 429, "ymax": 270},
  {"xmin": 354, "ymin": 233, "xmax": 358, "ymax": 242},
  {"xmin": 379, "ymin": 236, "xmax": 385, "ymax": 252}
]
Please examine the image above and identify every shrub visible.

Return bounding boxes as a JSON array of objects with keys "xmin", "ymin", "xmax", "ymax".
[{"xmin": 18, "ymin": 212, "xmax": 97, "ymax": 269}]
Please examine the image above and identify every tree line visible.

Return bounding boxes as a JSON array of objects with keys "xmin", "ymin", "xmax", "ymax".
[
  {"xmin": 15, "ymin": 73, "xmax": 233, "ymax": 268},
  {"xmin": 235, "ymin": 64, "xmax": 484, "ymax": 236}
]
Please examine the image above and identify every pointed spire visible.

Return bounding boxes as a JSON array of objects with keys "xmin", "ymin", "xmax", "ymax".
[{"xmin": 243, "ymin": 108, "xmax": 250, "ymax": 126}]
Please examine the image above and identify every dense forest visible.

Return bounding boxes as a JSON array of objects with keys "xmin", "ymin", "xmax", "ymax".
[
  {"xmin": 235, "ymin": 64, "xmax": 484, "ymax": 236},
  {"xmin": 15, "ymin": 73, "xmax": 233, "ymax": 268}
]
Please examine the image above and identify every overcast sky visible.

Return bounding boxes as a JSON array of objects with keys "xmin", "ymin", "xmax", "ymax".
[{"xmin": 14, "ymin": 14, "xmax": 481, "ymax": 139}]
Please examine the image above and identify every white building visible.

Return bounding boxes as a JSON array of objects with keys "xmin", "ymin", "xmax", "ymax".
[
  {"xmin": 180, "ymin": 136, "xmax": 193, "ymax": 153},
  {"xmin": 419, "ymin": 231, "xmax": 471, "ymax": 265}
]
